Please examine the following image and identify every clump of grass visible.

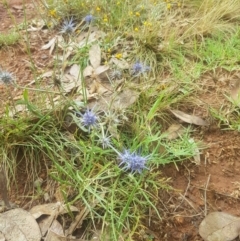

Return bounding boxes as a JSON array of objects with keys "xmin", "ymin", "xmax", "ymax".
[
  {"xmin": 0, "ymin": 31, "xmax": 20, "ymax": 47},
  {"xmin": 3, "ymin": 0, "xmax": 240, "ymax": 239}
]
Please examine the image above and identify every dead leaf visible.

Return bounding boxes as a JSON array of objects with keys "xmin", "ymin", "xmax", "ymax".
[
  {"xmin": 83, "ymin": 66, "xmax": 94, "ymax": 78},
  {"xmin": 41, "ymin": 36, "xmax": 64, "ymax": 55},
  {"xmin": 89, "ymin": 44, "xmax": 101, "ymax": 69},
  {"xmin": 30, "ymin": 203, "xmax": 79, "ymax": 238},
  {"xmin": 61, "ymin": 73, "xmax": 80, "ymax": 93},
  {"xmin": 45, "ymin": 230, "xmax": 84, "ymax": 241},
  {"xmin": 95, "ymin": 65, "xmax": 109, "ymax": 76},
  {"xmin": 69, "ymin": 64, "xmax": 81, "ymax": 80},
  {"xmin": 27, "ymin": 19, "xmax": 46, "ymax": 32},
  {"xmin": 110, "ymin": 57, "xmax": 130, "ymax": 69},
  {"xmin": 30, "ymin": 203, "xmax": 79, "ymax": 219},
  {"xmin": 41, "ymin": 37, "xmax": 56, "ymax": 50},
  {"xmin": 163, "ymin": 124, "xmax": 185, "ymax": 140},
  {"xmin": 0, "ymin": 208, "xmax": 41, "ymax": 241},
  {"xmin": 199, "ymin": 212, "xmax": 240, "ymax": 241},
  {"xmin": 77, "ymin": 29, "xmax": 106, "ymax": 48},
  {"xmin": 87, "ymin": 88, "xmax": 139, "ymax": 112},
  {"xmin": 170, "ymin": 109, "xmax": 209, "ymax": 126}
]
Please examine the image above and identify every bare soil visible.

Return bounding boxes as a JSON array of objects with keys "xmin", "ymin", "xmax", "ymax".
[{"xmin": 1, "ymin": 1, "xmax": 240, "ymax": 241}]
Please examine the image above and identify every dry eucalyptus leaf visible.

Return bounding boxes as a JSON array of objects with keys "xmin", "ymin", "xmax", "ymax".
[
  {"xmin": 199, "ymin": 212, "xmax": 240, "ymax": 241},
  {"xmin": 170, "ymin": 109, "xmax": 209, "ymax": 126},
  {"xmin": 163, "ymin": 124, "xmax": 185, "ymax": 140},
  {"xmin": 61, "ymin": 74, "xmax": 80, "ymax": 93},
  {"xmin": 45, "ymin": 230, "xmax": 84, "ymax": 241},
  {"xmin": 27, "ymin": 19, "xmax": 46, "ymax": 31},
  {"xmin": 110, "ymin": 57, "xmax": 129, "ymax": 69},
  {"xmin": 94, "ymin": 65, "xmax": 109, "ymax": 76},
  {"xmin": 83, "ymin": 66, "xmax": 94, "ymax": 78},
  {"xmin": 78, "ymin": 29, "xmax": 106, "ymax": 48},
  {"xmin": 0, "ymin": 208, "xmax": 41, "ymax": 241},
  {"xmin": 30, "ymin": 203, "xmax": 78, "ymax": 219},
  {"xmin": 41, "ymin": 37, "xmax": 56, "ymax": 50},
  {"xmin": 89, "ymin": 44, "xmax": 101, "ymax": 69},
  {"xmin": 88, "ymin": 88, "xmax": 139, "ymax": 112},
  {"xmin": 69, "ymin": 64, "xmax": 81, "ymax": 80},
  {"xmin": 41, "ymin": 36, "xmax": 64, "ymax": 55}
]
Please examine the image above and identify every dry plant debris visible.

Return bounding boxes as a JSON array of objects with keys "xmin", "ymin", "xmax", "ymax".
[{"xmin": 199, "ymin": 212, "xmax": 240, "ymax": 241}]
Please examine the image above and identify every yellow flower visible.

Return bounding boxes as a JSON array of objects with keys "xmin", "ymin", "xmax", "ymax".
[
  {"xmin": 107, "ymin": 48, "xmax": 111, "ymax": 53},
  {"xmin": 49, "ymin": 9, "xmax": 57, "ymax": 18},
  {"xmin": 115, "ymin": 53, "xmax": 122, "ymax": 59},
  {"xmin": 143, "ymin": 21, "xmax": 152, "ymax": 27},
  {"xmin": 117, "ymin": 1, "xmax": 120, "ymax": 5},
  {"xmin": 134, "ymin": 27, "xmax": 139, "ymax": 32},
  {"xmin": 96, "ymin": 7, "xmax": 101, "ymax": 11},
  {"xmin": 178, "ymin": 2, "xmax": 182, "ymax": 7},
  {"xmin": 167, "ymin": 3, "xmax": 171, "ymax": 10},
  {"xmin": 135, "ymin": 12, "xmax": 140, "ymax": 17},
  {"xmin": 129, "ymin": 11, "xmax": 133, "ymax": 16},
  {"xmin": 103, "ymin": 14, "xmax": 108, "ymax": 22}
]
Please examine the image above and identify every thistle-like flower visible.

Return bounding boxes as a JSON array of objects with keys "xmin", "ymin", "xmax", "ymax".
[
  {"xmin": 0, "ymin": 71, "xmax": 15, "ymax": 84},
  {"xmin": 60, "ymin": 17, "xmax": 75, "ymax": 34},
  {"xmin": 109, "ymin": 69, "xmax": 122, "ymax": 80},
  {"xmin": 84, "ymin": 14, "xmax": 94, "ymax": 24},
  {"xmin": 131, "ymin": 62, "xmax": 150, "ymax": 76},
  {"xmin": 118, "ymin": 149, "xmax": 149, "ymax": 173},
  {"xmin": 81, "ymin": 108, "xmax": 98, "ymax": 130},
  {"xmin": 96, "ymin": 125, "xmax": 112, "ymax": 149}
]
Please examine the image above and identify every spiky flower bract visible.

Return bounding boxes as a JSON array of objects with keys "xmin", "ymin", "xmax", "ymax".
[
  {"xmin": 131, "ymin": 62, "xmax": 150, "ymax": 76},
  {"xmin": 118, "ymin": 149, "xmax": 149, "ymax": 173},
  {"xmin": 81, "ymin": 108, "xmax": 98, "ymax": 130},
  {"xmin": 0, "ymin": 71, "xmax": 14, "ymax": 84},
  {"xmin": 60, "ymin": 17, "xmax": 75, "ymax": 34},
  {"xmin": 84, "ymin": 14, "xmax": 94, "ymax": 24},
  {"xmin": 110, "ymin": 69, "xmax": 122, "ymax": 80}
]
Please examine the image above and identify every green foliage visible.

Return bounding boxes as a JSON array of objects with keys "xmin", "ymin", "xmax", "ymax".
[{"xmin": 0, "ymin": 31, "xmax": 20, "ymax": 47}]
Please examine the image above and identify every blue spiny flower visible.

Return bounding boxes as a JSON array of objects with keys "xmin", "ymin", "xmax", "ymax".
[
  {"xmin": 60, "ymin": 17, "xmax": 75, "ymax": 34},
  {"xmin": 81, "ymin": 108, "xmax": 98, "ymax": 130},
  {"xmin": 84, "ymin": 14, "xmax": 94, "ymax": 24},
  {"xmin": 0, "ymin": 71, "xmax": 14, "ymax": 84},
  {"xmin": 131, "ymin": 62, "xmax": 150, "ymax": 76},
  {"xmin": 118, "ymin": 149, "xmax": 149, "ymax": 173}
]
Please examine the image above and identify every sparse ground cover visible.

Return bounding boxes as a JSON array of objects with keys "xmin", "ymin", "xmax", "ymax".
[{"xmin": 1, "ymin": 0, "xmax": 240, "ymax": 240}]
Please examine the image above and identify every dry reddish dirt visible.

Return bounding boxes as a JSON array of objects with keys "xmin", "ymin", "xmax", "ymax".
[{"xmin": 1, "ymin": 1, "xmax": 240, "ymax": 241}]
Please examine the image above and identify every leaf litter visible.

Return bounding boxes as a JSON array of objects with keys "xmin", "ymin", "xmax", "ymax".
[
  {"xmin": 199, "ymin": 212, "xmax": 240, "ymax": 241},
  {"xmin": 170, "ymin": 109, "xmax": 209, "ymax": 126}
]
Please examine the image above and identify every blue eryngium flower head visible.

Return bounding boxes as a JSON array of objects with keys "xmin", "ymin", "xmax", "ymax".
[
  {"xmin": 118, "ymin": 149, "xmax": 149, "ymax": 173},
  {"xmin": 131, "ymin": 62, "xmax": 150, "ymax": 76},
  {"xmin": 81, "ymin": 108, "xmax": 98, "ymax": 130},
  {"xmin": 60, "ymin": 17, "xmax": 75, "ymax": 34},
  {"xmin": 0, "ymin": 71, "xmax": 14, "ymax": 84},
  {"xmin": 84, "ymin": 14, "xmax": 94, "ymax": 24}
]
